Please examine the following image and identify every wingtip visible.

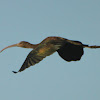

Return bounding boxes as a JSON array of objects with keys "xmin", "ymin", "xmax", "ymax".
[{"xmin": 12, "ymin": 71, "xmax": 18, "ymax": 74}]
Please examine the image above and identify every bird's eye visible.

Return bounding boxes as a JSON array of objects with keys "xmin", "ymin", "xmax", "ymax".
[
  {"xmin": 20, "ymin": 42, "xmax": 23, "ymax": 44},
  {"xmin": 19, "ymin": 41, "xmax": 25, "ymax": 44}
]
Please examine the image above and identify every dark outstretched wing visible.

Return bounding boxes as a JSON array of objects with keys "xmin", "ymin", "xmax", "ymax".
[
  {"xmin": 57, "ymin": 41, "xmax": 84, "ymax": 61},
  {"xmin": 13, "ymin": 44, "xmax": 58, "ymax": 73},
  {"xmin": 18, "ymin": 50, "xmax": 45, "ymax": 72}
]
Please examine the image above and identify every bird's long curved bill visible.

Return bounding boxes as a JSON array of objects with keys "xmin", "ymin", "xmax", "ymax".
[{"xmin": 0, "ymin": 44, "xmax": 17, "ymax": 53}]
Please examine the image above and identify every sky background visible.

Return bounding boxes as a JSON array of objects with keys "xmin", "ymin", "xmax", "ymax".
[{"xmin": 0, "ymin": 0, "xmax": 100, "ymax": 100}]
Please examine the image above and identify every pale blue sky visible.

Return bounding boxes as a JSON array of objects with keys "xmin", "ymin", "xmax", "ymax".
[{"xmin": 0, "ymin": 0, "xmax": 100, "ymax": 100}]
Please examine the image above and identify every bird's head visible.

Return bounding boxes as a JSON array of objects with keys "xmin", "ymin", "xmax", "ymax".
[
  {"xmin": 0, "ymin": 41, "xmax": 35, "ymax": 53},
  {"xmin": 17, "ymin": 41, "xmax": 32, "ymax": 48}
]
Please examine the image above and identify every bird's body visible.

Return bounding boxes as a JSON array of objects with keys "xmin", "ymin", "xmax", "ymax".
[{"xmin": 0, "ymin": 36, "xmax": 100, "ymax": 73}]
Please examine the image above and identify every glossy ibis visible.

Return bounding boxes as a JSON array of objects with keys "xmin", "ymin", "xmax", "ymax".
[{"xmin": 0, "ymin": 36, "xmax": 100, "ymax": 73}]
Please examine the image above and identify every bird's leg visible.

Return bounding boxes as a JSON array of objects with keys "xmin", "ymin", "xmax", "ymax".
[{"xmin": 83, "ymin": 44, "xmax": 100, "ymax": 48}]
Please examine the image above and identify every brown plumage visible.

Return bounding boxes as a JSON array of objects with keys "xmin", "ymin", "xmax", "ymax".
[{"xmin": 0, "ymin": 36, "xmax": 100, "ymax": 73}]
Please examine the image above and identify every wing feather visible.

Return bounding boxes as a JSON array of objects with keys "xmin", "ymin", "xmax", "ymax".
[
  {"xmin": 14, "ymin": 44, "xmax": 58, "ymax": 73},
  {"xmin": 57, "ymin": 41, "xmax": 84, "ymax": 61},
  {"xmin": 18, "ymin": 50, "xmax": 45, "ymax": 72}
]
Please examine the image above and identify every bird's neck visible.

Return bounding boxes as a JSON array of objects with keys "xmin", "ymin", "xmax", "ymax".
[{"xmin": 26, "ymin": 43, "xmax": 38, "ymax": 49}]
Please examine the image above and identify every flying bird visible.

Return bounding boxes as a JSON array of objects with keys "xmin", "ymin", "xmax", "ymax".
[{"xmin": 0, "ymin": 36, "xmax": 100, "ymax": 73}]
